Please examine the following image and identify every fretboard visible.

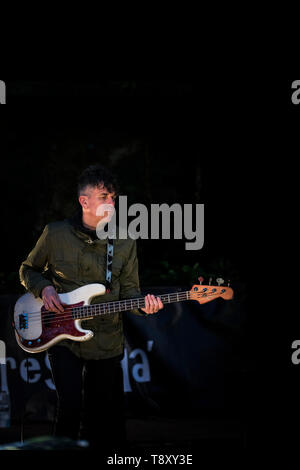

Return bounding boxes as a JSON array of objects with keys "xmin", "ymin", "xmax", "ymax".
[{"xmin": 72, "ymin": 291, "xmax": 191, "ymax": 319}]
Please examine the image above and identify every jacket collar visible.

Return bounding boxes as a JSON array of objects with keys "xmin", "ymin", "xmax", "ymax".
[{"xmin": 68, "ymin": 210, "xmax": 107, "ymax": 244}]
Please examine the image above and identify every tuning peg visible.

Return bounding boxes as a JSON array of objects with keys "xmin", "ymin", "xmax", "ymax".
[
  {"xmin": 208, "ymin": 277, "xmax": 212, "ymax": 285},
  {"xmin": 198, "ymin": 276, "xmax": 204, "ymax": 285},
  {"xmin": 216, "ymin": 277, "xmax": 224, "ymax": 286}
]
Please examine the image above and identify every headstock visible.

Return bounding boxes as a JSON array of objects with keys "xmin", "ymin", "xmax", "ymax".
[{"xmin": 189, "ymin": 276, "xmax": 234, "ymax": 304}]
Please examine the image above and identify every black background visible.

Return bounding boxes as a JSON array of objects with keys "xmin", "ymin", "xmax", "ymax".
[
  {"xmin": 2, "ymin": 80, "xmax": 262, "ymax": 291},
  {"xmin": 0, "ymin": 80, "xmax": 298, "ymax": 460}
]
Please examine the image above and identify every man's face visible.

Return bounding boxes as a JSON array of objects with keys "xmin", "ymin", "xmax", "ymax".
[{"xmin": 79, "ymin": 184, "xmax": 116, "ymax": 222}]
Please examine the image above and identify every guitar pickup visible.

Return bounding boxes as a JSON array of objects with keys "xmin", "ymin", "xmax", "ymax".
[{"xmin": 19, "ymin": 313, "xmax": 28, "ymax": 330}]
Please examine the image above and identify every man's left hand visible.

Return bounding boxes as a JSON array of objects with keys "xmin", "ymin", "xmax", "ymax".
[{"xmin": 141, "ymin": 294, "xmax": 164, "ymax": 314}]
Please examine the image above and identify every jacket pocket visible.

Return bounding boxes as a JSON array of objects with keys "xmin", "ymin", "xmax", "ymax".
[{"xmin": 52, "ymin": 259, "xmax": 78, "ymax": 281}]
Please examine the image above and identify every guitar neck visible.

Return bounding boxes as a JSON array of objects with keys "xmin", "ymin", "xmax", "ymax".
[{"xmin": 72, "ymin": 291, "xmax": 191, "ymax": 319}]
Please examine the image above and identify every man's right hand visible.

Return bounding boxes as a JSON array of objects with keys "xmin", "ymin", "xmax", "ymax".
[{"xmin": 41, "ymin": 286, "xmax": 66, "ymax": 313}]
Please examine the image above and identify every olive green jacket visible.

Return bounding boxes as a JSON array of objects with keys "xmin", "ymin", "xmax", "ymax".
[{"xmin": 19, "ymin": 217, "xmax": 145, "ymax": 360}]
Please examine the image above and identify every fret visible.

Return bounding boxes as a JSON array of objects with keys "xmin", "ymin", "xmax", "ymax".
[{"xmin": 73, "ymin": 290, "xmax": 192, "ymax": 319}]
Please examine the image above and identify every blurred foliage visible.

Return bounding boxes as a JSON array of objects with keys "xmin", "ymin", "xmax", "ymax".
[
  {"xmin": 2, "ymin": 84, "xmax": 250, "ymax": 295},
  {"xmin": 139, "ymin": 256, "xmax": 241, "ymax": 288}
]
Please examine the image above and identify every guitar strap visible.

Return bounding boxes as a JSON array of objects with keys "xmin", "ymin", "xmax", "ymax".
[{"xmin": 105, "ymin": 238, "xmax": 114, "ymax": 293}]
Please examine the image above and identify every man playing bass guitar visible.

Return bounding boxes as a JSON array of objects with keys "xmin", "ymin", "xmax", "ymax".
[{"xmin": 19, "ymin": 164, "xmax": 164, "ymax": 451}]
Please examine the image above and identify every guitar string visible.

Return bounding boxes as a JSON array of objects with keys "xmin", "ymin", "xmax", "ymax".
[
  {"xmin": 20, "ymin": 288, "xmax": 225, "ymax": 320},
  {"xmin": 20, "ymin": 292, "xmax": 220, "ymax": 326},
  {"xmin": 21, "ymin": 292, "xmax": 191, "ymax": 319},
  {"xmin": 23, "ymin": 294, "xmax": 224, "ymax": 327},
  {"xmin": 23, "ymin": 296, "xmax": 218, "ymax": 329},
  {"xmin": 24, "ymin": 292, "xmax": 193, "ymax": 323}
]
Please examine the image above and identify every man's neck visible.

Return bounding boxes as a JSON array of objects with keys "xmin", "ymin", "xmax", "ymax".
[{"xmin": 82, "ymin": 213, "xmax": 106, "ymax": 231}]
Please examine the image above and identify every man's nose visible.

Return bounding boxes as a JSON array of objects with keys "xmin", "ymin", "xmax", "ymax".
[{"xmin": 107, "ymin": 196, "xmax": 115, "ymax": 205}]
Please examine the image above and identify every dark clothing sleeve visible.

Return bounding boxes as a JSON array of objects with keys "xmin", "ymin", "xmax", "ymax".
[{"xmin": 19, "ymin": 225, "xmax": 53, "ymax": 298}]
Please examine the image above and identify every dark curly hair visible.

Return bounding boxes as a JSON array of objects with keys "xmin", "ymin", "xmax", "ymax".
[{"xmin": 77, "ymin": 164, "xmax": 120, "ymax": 197}]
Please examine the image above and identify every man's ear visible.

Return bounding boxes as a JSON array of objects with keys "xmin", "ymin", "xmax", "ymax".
[{"xmin": 79, "ymin": 195, "xmax": 88, "ymax": 209}]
